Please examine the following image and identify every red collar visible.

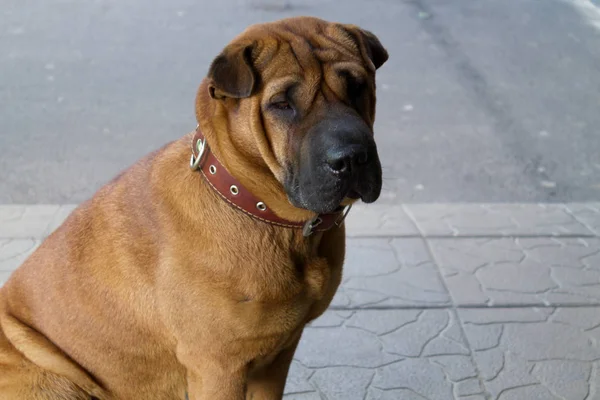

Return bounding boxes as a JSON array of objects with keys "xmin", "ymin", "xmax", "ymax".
[{"xmin": 189, "ymin": 127, "xmax": 350, "ymax": 236}]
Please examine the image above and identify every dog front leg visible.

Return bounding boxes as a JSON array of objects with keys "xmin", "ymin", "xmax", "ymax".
[
  {"xmin": 180, "ymin": 353, "xmax": 248, "ymax": 400},
  {"xmin": 245, "ymin": 336, "xmax": 301, "ymax": 400}
]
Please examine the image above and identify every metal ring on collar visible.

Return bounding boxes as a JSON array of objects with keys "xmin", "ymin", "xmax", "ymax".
[
  {"xmin": 335, "ymin": 204, "xmax": 353, "ymax": 226},
  {"xmin": 189, "ymin": 139, "xmax": 206, "ymax": 171}
]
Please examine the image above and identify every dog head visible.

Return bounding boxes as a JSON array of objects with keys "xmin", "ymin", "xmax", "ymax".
[{"xmin": 197, "ymin": 16, "xmax": 388, "ymax": 214}]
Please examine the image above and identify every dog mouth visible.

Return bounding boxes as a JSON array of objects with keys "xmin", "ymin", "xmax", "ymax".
[
  {"xmin": 285, "ymin": 122, "xmax": 382, "ymax": 214},
  {"xmin": 286, "ymin": 175, "xmax": 381, "ymax": 214}
]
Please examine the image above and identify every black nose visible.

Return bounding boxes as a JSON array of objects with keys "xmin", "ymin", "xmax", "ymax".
[{"xmin": 326, "ymin": 145, "xmax": 369, "ymax": 174}]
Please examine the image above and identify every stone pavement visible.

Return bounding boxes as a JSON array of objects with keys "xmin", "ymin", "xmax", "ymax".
[{"xmin": 2, "ymin": 203, "xmax": 600, "ymax": 399}]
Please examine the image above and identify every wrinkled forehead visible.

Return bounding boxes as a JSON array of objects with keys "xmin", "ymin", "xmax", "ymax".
[{"xmin": 240, "ymin": 19, "xmax": 371, "ymax": 93}]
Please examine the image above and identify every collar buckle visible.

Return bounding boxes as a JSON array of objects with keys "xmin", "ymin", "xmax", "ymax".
[{"xmin": 303, "ymin": 215, "xmax": 323, "ymax": 237}]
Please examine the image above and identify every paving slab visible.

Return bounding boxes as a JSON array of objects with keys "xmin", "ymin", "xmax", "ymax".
[
  {"xmin": 331, "ymin": 238, "xmax": 451, "ymax": 308},
  {"xmin": 459, "ymin": 307, "xmax": 600, "ymax": 400},
  {"xmin": 285, "ymin": 309, "xmax": 484, "ymax": 400},
  {"xmin": 344, "ymin": 204, "xmax": 420, "ymax": 237},
  {"xmin": 429, "ymin": 237, "xmax": 600, "ymax": 306},
  {"xmin": 567, "ymin": 202, "xmax": 600, "ymax": 236},
  {"xmin": 405, "ymin": 204, "xmax": 597, "ymax": 237}
]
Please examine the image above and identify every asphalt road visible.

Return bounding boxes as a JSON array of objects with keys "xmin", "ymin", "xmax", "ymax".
[{"xmin": 1, "ymin": 0, "xmax": 600, "ymax": 204}]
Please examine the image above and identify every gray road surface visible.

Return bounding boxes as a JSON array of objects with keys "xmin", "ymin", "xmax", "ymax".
[{"xmin": 1, "ymin": 0, "xmax": 600, "ymax": 204}]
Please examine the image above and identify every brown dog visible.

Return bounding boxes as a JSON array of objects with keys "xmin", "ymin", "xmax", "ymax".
[{"xmin": 0, "ymin": 16, "xmax": 387, "ymax": 400}]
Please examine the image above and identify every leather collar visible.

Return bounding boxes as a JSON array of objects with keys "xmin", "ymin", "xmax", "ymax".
[{"xmin": 189, "ymin": 127, "xmax": 350, "ymax": 236}]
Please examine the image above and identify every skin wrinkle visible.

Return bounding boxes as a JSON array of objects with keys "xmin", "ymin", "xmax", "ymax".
[
  {"xmin": 288, "ymin": 33, "xmax": 367, "ymax": 118},
  {"xmin": 257, "ymin": 103, "xmax": 282, "ymax": 176},
  {"xmin": 250, "ymin": 98, "xmax": 286, "ymax": 186},
  {"xmin": 319, "ymin": 34, "xmax": 360, "ymax": 62},
  {"xmin": 228, "ymin": 104, "xmax": 258, "ymax": 166},
  {"xmin": 288, "ymin": 41, "xmax": 305, "ymax": 74},
  {"xmin": 269, "ymin": 25, "xmax": 363, "ymax": 105},
  {"xmin": 288, "ymin": 39, "xmax": 320, "ymax": 108}
]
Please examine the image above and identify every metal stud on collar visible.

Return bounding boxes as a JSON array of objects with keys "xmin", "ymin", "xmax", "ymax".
[
  {"xmin": 256, "ymin": 202, "xmax": 267, "ymax": 211},
  {"xmin": 230, "ymin": 185, "xmax": 239, "ymax": 195}
]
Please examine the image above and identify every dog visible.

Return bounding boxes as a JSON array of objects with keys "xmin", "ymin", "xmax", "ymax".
[{"xmin": 0, "ymin": 16, "xmax": 387, "ymax": 400}]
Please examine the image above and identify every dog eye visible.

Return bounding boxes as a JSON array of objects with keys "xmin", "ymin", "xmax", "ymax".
[
  {"xmin": 346, "ymin": 77, "xmax": 366, "ymax": 98},
  {"xmin": 271, "ymin": 101, "xmax": 292, "ymax": 111},
  {"xmin": 338, "ymin": 70, "xmax": 366, "ymax": 103}
]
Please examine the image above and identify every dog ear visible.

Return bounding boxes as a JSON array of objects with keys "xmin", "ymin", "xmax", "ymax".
[
  {"xmin": 343, "ymin": 26, "xmax": 389, "ymax": 71},
  {"xmin": 359, "ymin": 29, "xmax": 388, "ymax": 70},
  {"xmin": 208, "ymin": 42, "xmax": 257, "ymax": 99}
]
